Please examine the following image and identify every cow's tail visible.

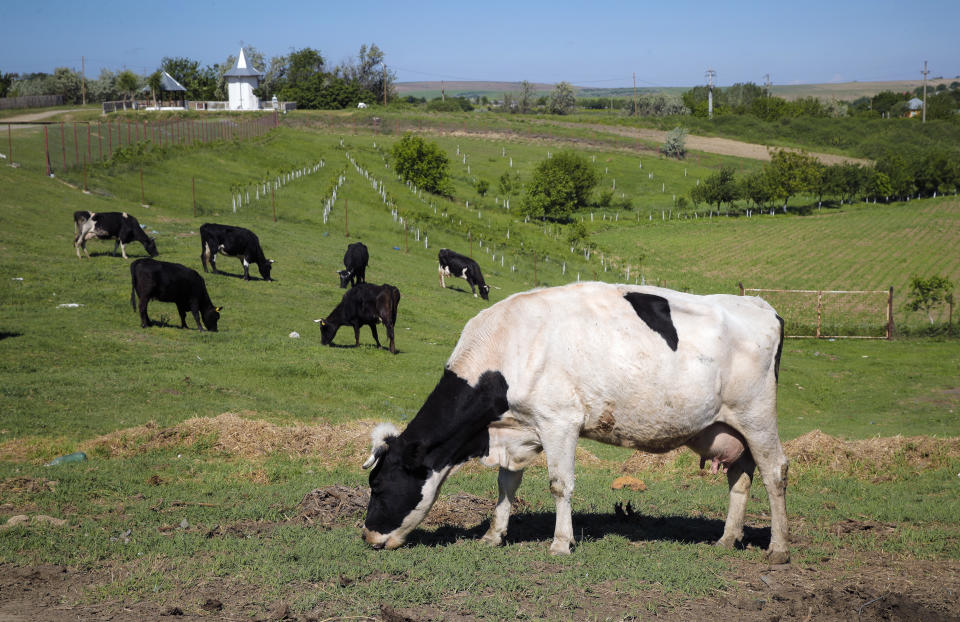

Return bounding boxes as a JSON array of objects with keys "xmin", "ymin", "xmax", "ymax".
[
  {"xmin": 130, "ymin": 264, "xmax": 138, "ymax": 311},
  {"xmin": 73, "ymin": 210, "xmax": 91, "ymax": 242},
  {"xmin": 774, "ymin": 314, "xmax": 784, "ymax": 382}
]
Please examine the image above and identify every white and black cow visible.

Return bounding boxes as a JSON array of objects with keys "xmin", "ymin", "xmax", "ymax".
[
  {"xmin": 74, "ymin": 211, "xmax": 158, "ymax": 259},
  {"xmin": 338, "ymin": 242, "xmax": 369, "ymax": 288},
  {"xmin": 319, "ymin": 283, "xmax": 401, "ymax": 354},
  {"xmin": 438, "ymin": 248, "xmax": 489, "ymax": 300},
  {"xmin": 199, "ymin": 223, "xmax": 274, "ymax": 281},
  {"xmin": 361, "ymin": 282, "xmax": 789, "ymax": 564},
  {"xmin": 130, "ymin": 258, "xmax": 221, "ymax": 331}
]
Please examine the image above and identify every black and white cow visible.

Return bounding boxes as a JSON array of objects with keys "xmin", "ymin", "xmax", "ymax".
[
  {"xmin": 338, "ymin": 242, "xmax": 369, "ymax": 288},
  {"xmin": 438, "ymin": 248, "xmax": 489, "ymax": 300},
  {"xmin": 130, "ymin": 258, "xmax": 221, "ymax": 331},
  {"xmin": 74, "ymin": 211, "xmax": 158, "ymax": 259},
  {"xmin": 199, "ymin": 223, "xmax": 274, "ymax": 281},
  {"xmin": 361, "ymin": 282, "xmax": 789, "ymax": 564},
  {"xmin": 318, "ymin": 283, "xmax": 401, "ymax": 354}
]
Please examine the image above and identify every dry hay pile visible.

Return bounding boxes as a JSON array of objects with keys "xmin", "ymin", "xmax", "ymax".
[
  {"xmin": 78, "ymin": 412, "xmax": 378, "ymax": 465},
  {"xmin": 621, "ymin": 429, "xmax": 960, "ymax": 477}
]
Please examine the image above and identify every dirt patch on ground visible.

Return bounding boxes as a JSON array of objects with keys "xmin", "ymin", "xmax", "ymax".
[{"xmin": 623, "ymin": 429, "xmax": 960, "ymax": 476}]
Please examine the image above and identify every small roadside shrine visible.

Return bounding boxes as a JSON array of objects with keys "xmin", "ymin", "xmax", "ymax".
[{"xmin": 225, "ymin": 48, "xmax": 264, "ymax": 110}]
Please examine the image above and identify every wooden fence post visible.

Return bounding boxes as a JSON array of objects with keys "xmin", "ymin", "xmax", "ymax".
[
  {"xmin": 43, "ymin": 126, "xmax": 51, "ymax": 176},
  {"xmin": 887, "ymin": 286, "xmax": 895, "ymax": 340},
  {"xmin": 738, "ymin": 281, "xmax": 744, "ymax": 296},
  {"xmin": 816, "ymin": 291, "xmax": 823, "ymax": 339}
]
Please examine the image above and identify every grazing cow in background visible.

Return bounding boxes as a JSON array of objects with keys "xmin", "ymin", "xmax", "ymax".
[
  {"xmin": 360, "ymin": 282, "xmax": 790, "ymax": 565},
  {"xmin": 130, "ymin": 258, "xmax": 221, "ymax": 331},
  {"xmin": 74, "ymin": 211, "xmax": 158, "ymax": 259},
  {"xmin": 318, "ymin": 283, "xmax": 400, "ymax": 354},
  {"xmin": 199, "ymin": 223, "xmax": 274, "ymax": 281},
  {"xmin": 438, "ymin": 248, "xmax": 489, "ymax": 300},
  {"xmin": 338, "ymin": 242, "xmax": 369, "ymax": 288}
]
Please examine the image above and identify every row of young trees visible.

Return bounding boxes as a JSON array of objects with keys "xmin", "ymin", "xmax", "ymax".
[
  {"xmin": 689, "ymin": 148, "xmax": 960, "ymax": 212},
  {"xmin": 0, "ymin": 43, "xmax": 396, "ymax": 109}
]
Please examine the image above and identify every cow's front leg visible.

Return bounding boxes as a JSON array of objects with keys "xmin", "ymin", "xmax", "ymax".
[
  {"xmin": 541, "ymin": 425, "xmax": 580, "ymax": 554},
  {"xmin": 210, "ymin": 253, "xmax": 218, "ymax": 273},
  {"xmin": 353, "ymin": 324, "xmax": 361, "ymax": 347},
  {"xmin": 438, "ymin": 265, "xmax": 446, "ymax": 288},
  {"xmin": 112, "ymin": 239, "xmax": 121, "ymax": 257},
  {"xmin": 482, "ymin": 467, "xmax": 523, "ymax": 546},
  {"xmin": 717, "ymin": 454, "xmax": 755, "ymax": 549},
  {"xmin": 241, "ymin": 258, "xmax": 250, "ymax": 281}
]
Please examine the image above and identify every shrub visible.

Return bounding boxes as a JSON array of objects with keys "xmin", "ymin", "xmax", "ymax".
[{"xmin": 391, "ymin": 133, "xmax": 451, "ymax": 196}]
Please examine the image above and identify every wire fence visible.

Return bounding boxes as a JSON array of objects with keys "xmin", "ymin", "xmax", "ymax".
[
  {"xmin": 740, "ymin": 285, "xmax": 894, "ymax": 339},
  {"xmin": 1, "ymin": 113, "xmax": 279, "ymax": 177}
]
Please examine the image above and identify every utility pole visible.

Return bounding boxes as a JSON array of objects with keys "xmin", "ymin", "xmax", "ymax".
[
  {"xmin": 441, "ymin": 80, "xmax": 445, "ymax": 102},
  {"xmin": 632, "ymin": 72, "xmax": 638, "ymax": 117},
  {"xmin": 763, "ymin": 73, "xmax": 771, "ymax": 97},
  {"xmin": 921, "ymin": 60, "xmax": 929, "ymax": 123},
  {"xmin": 81, "ymin": 56, "xmax": 86, "ymax": 105},
  {"xmin": 706, "ymin": 69, "xmax": 716, "ymax": 119}
]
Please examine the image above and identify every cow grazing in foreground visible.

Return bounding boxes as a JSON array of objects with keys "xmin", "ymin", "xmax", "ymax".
[
  {"xmin": 199, "ymin": 223, "xmax": 274, "ymax": 281},
  {"xmin": 438, "ymin": 248, "xmax": 489, "ymax": 300},
  {"xmin": 74, "ymin": 211, "xmax": 158, "ymax": 259},
  {"xmin": 319, "ymin": 283, "xmax": 400, "ymax": 354},
  {"xmin": 361, "ymin": 282, "xmax": 789, "ymax": 564},
  {"xmin": 130, "ymin": 258, "xmax": 221, "ymax": 331},
  {"xmin": 338, "ymin": 242, "xmax": 369, "ymax": 288}
]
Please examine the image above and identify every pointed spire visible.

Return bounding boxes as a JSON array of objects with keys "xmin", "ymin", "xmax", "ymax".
[{"xmin": 236, "ymin": 48, "xmax": 248, "ymax": 69}]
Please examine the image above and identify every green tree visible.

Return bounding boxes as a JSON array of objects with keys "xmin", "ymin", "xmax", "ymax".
[
  {"xmin": 548, "ymin": 81, "xmax": 576, "ymax": 115},
  {"xmin": 51, "ymin": 67, "xmax": 82, "ymax": 104},
  {"xmin": 866, "ymin": 169, "xmax": 893, "ymax": 201},
  {"xmin": 660, "ymin": 126, "xmax": 687, "ymax": 159},
  {"xmin": 0, "ymin": 70, "xmax": 14, "ymax": 98},
  {"xmin": 766, "ymin": 149, "xmax": 819, "ymax": 209},
  {"xmin": 115, "ymin": 70, "xmax": 140, "ymax": 103},
  {"xmin": 875, "ymin": 153, "xmax": 916, "ymax": 200},
  {"xmin": 160, "ymin": 57, "xmax": 214, "ymax": 100},
  {"xmin": 498, "ymin": 170, "xmax": 521, "ymax": 196},
  {"xmin": 392, "ymin": 133, "xmax": 451, "ymax": 196},
  {"xmin": 475, "ymin": 179, "xmax": 489, "ymax": 197},
  {"xmin": 521, "ymin": 151, "xmax": 598, "ymax": 220},
  {"xmin": 906, "ymin": 275, "xmax": 954, "ymax": 324},
  {"xmin": 694, "ymin": 166, "xmax": 739, "ymax": 211},
  {"xmin": 336, "ymin": 43, "xmax": 396, "ymax": 104},
  {"xmin": 739, "ymin": 169, "xmax": 776, "ymax": 209},
  {"xmin": 146, "ymin": 70, "xmax": 163, "ymax": 107},
  {"xmin": 518, "ymin": 80, "xmax": 536, "ymax": 113}
]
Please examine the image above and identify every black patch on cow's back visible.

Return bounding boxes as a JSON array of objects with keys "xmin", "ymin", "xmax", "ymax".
[
  {"xmin": 624, "ymin": 293, "xmax": 679, "ymax": 351},
  {"xmin": 774, "ymin": 314, "xmax": 784, "ymax": 382}
]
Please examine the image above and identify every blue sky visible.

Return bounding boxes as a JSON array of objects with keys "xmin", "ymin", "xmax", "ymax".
[{"xmin": 2, "ymin": 0, "xmax": 957, "ymax": 87}]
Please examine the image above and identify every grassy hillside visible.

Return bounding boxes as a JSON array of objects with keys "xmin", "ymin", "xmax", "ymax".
[{"xmin": 1, "ymin": 116, "xmax": 958, "ymax": 621}]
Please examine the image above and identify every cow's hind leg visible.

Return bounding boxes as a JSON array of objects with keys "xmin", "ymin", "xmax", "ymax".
[
  {"xmin": 368, "ymin": 324, "xmax": 382, "ymax": 349},
  {"xmin": 481, "ymin": 467, "xmax": 523, "ymax": 546},
  {"xmin": 717, "ymin": 453, "xmax": 756, "ymax": 549},
  {"xmin": 539, "ymin": 420, "xmax": 580, "ymax": 554},
  {"xmin": 138, "ymin": 299, "xmax": 151, "ymax": 328},
  {"xmin": 737, "ymin": 426, "xmax": 790, "ymax": 564}
]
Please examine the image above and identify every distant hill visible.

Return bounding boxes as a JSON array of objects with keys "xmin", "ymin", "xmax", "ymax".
[{"xmin": 395, "ymin": 78, "xmax": 959, "ymax": 102}]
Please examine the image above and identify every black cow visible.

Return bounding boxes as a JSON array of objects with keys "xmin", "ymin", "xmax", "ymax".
[
  {"xmin": 338, "ymin": 242, "xmax": 369, "ymax": 288},
  {"xmin": 199, "ymin": 223, "xmax": 274, "ymax": 281},
  {"xmin": 130, "ymin": 258, "xmax": 221, "ymax": 331},
  {"xmin": 438, "ymin": 248, "xmax": 489, "ymax": 300},
  {"xmin": 318, "ymin": 283, "xmax": 400, "ymax": 354},
  {"xmin": 74, "ymin": 211, "xmax": 158, "ymax": 259}
]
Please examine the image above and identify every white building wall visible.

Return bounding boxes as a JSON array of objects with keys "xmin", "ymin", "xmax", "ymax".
[{"xmin": 228, "ymin": 78, "xmax": 259, "ymax": 110}]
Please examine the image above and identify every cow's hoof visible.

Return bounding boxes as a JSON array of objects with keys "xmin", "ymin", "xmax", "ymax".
[
  {"xmin": 714, "ymin": 535, "xmax": 740, "ymax": 549},
  {"xmin": 549, "ymin": 541, "xmax": 572, "ymax": 555},
  {"xmin": 480, "ymin": 531, "xmax": 502, "ymax": 547},
  {"xmin": 764, "ymin": 549, "xmax": 790, "ymax": 565}
]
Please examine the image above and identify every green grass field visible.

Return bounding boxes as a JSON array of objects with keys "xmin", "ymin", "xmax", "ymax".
[{"xmin": 1, "ymin": 110, "xmax": 958, "ymax": 620}]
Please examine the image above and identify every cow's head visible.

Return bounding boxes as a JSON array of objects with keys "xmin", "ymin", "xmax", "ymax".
[
  {"xmin": 202, "ymin": 306, "xmax": 222, "ymax": 332},
  {"xmin": 479, "ymin": 283, "xmax": 490, "ymax": 300},
  {"xmin": 145, "ymin": 238, "xmax": 159, "ymax": 258},
  {"xmin": 361, "ymin": 422, "xmax": 443, "ymax": 550},
  {"xmin": 337, "ymin": 269, "xmax": 352, "ymax": 288},
  {"xmin": 259, "ymin": 259, "xmax": 274, "ymax": 281},
  {"xmin": 318, "ymin": 318, "xmax": 336, "ymax": 345}
]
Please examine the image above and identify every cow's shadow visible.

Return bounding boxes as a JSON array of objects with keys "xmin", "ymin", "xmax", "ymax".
[
  {"xmin": 325, "ymin": 342, "xmax": 399, "ymax": 354},
  {"xmin": 406, "ymin": 511, "xmax": 770, "ymax": 550},
  {"xmin": 83, "ymin": 250, "xmax": 152, "ymax": 259},
  {"xmin": 207, "ymin": 270, "xmax": 270, "ymax": 282}
]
